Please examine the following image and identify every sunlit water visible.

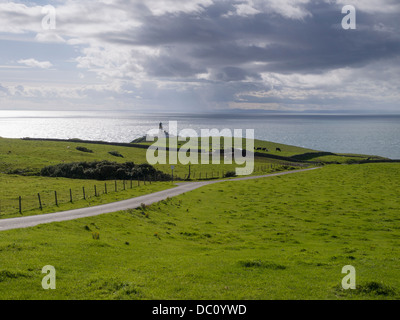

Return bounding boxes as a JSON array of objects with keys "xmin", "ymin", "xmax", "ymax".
[{"xmin": 0, "ymin": 110, "xmax": 399, "ymax": 159}]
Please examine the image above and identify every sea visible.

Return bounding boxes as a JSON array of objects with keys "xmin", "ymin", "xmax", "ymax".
[{"xmin": 0, "ymin": 110, "xmax": 399, "ymax": 159}]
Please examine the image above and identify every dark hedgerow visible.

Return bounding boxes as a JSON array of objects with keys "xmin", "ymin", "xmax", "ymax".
[{"xmin": 40, "ymin": 160, "xmax": 172, "ymax": 181}]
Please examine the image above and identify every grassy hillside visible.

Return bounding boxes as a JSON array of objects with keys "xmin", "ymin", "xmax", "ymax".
[
  {"xmin": 0, "ymin": 137, "xmax": 303, "ymax": 176},
  {"xmin": 1, "ymin": 137, "xmax": 384, "ymax": 177},
  {"xmin": 0, "ymin": 163, "xmax": 399, "ymax": 299},
  {"xmin": 0, "ymin": 136, "xmax": 391, "ymax": 219},
  {"xmin": 0, "ymin": 138, "xmax": 149, "ymax": 175},
  {"xmin": 133, "ymin": 135, "xmax": 388, "ymax": 163},
  {"xmin": 0, "ymin": 137, "xmax": 306, "ymax": 218}
]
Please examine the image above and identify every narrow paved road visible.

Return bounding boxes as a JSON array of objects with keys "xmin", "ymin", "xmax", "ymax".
[{"xmin": 0, "ymin": 167, "xmax": 319, "ymax": 231}]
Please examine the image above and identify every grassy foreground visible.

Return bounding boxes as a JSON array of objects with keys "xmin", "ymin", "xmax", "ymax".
[{"xmin": 0, "ymin": 163, "xmax": 399, "ymax": 299}]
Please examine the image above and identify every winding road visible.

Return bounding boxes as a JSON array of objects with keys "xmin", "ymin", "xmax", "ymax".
[{"xmin": 0, "ymin": 167, "xmax": 319, "ymax": 232}]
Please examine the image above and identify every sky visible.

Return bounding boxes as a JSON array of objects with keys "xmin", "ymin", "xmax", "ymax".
[{"xmin": 0, "ymin": 0, "xmax": 399, "ymax": 113}]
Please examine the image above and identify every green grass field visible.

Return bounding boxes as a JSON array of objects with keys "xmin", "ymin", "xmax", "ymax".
[
  {"xmin": 0, "ymin": 138, "xmax": 149, "ymax": 175},
  {"xmin": 0, "ymin": 137, "xmax": 303, "ymax": 177},
  {"xmin": 0, "ymin": 137, "xmax": 307, "ymax": 218},
  {"xmin": 0, "ymin": 163, "xmax": 399, "ymax": 299}
]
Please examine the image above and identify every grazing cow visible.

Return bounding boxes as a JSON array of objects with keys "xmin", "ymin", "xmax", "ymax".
[{"xmin": 276, "ymin": 148, "xmax": 281, "ymax": 152}]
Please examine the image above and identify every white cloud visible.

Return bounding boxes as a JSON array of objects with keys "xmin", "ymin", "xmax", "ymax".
[
  {"xmin": 17, "ymin": 59, "xmax": 53, "ymax": 69},
  {"xmin": 145, "ymin": 0, "xmax": 213, "ymax": 16},
  {"xmin": 0, "ymin": 2, "xmax": 43, "ymax": 33},
  {"xmin": 333, "ymin": 0, "xmax": 400, "ymax": 14},
  {"xmin": 225, "ymin": 0, "xmax": 312, "ymax": 19},
  {"xmin": 35, "ymin": 32, "xmax": 66, "ymax": 43},
  {"xmin": 223, "ymin": 0, "xmax": 261, "ymax": 17}
]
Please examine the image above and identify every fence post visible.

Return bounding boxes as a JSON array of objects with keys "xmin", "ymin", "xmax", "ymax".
[
  {"xmin": 38, "ymin": 193, "xmax": 42, "ymax": 210},
  {"xmin": 70, "ymin": 189, "xmax": 73, "ymax": 203},
  {"xmin": 105, "ymin": 183, "xmax": 107, "ymax": 194},
  {"xmin": 83, "ymin": 187, "xmax": 86, "ymax": 200},
  {"xmin": 94, "ymin": 185, "xmax": 97, "ymax": 197},
  {"xmin": 19, "ymin": 196, "xmax": 22, "ymax": 214},
  {"xmin": 55, "ymin": 191, "xmax": 58, "ymax": 206},
  {"xmin": 115, "ymin": 180, "xmax": 117, "ymax": 192}
]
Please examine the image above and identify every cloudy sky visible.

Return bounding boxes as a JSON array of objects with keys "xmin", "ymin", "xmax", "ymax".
[{"xmin": 0, "ymin": 0, "xmax": 399, "ymax": 113}]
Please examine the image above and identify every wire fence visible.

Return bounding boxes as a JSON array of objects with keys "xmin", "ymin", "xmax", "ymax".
[
  {"xmin": 0, "ymin": 177, "xmax": 154, "ymax": 216},
  {"xmin": 0, "ymin": 163, "xmax": 298, "ymax": 216}
]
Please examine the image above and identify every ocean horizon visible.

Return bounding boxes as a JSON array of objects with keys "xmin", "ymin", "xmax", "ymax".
[{"xmin": 0, "ymin": 110, "xmax": 399, "ymax": 160}]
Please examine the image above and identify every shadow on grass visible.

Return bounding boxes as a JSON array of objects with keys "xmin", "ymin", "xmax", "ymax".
[
  {"xmin": 239, "ymin": 260, "xmax": 287, "ymax": 270},
  {"xmin": 334, "ymin": 281, "xmax": 398, "ymax": 298}
]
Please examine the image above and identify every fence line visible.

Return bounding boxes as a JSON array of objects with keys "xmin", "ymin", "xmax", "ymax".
[
  {"xmin": 1, "ymin": 163, "xmax": 295, "ymax": 216},
  {"xmin": 1, "ymin": 176, "xmax": 155, "ymax": 216}
]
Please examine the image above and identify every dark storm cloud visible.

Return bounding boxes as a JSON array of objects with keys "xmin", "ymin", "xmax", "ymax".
[
  {"xmin": 101, "ymin": 0, "xmax": 400, "ymax": 81},
  {"xmin": 212, "ymin": 66, "xmax": 262, "ymax": 81},
  {"xmin": 4, "ymin": 0, "xmax": 398, "ymax": 112},
  {"xmin": 144, "ymin": 54, "xmax": 207, "ymax": 78}
]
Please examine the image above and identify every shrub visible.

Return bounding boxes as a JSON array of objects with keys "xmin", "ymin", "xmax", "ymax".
[
  {"xmin": 116, "ymin": 168, "xmax": 127, "ymax": 179},
  {"xmin": 76, "ymin": 146, "xmax": 93, "ymax": 153},
  {"xmin": 109, "ymin": 151, "xmax": 124, "ymax": 158},
  {"xmin": 224, "ymin": 171, "xmax": 237, "ymax": 178},
  {"xmin": 40, "ymin": 160, "xmax": 172, "ymax": 181}
]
